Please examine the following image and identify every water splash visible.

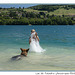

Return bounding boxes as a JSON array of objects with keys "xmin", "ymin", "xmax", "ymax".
[{"xmin": 29, "ymin": 32, "xmax": 45, "ymax": 52}]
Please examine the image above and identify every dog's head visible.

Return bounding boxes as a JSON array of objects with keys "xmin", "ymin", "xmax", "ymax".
[{"xmin": 20, "ymin": 48, "xmax": 29, "ymax": 56}]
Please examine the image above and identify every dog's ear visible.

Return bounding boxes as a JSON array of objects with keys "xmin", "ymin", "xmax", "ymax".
[
  {"xmin": 26, "ymin": 48, "xmax": 29, "ymax": 52},
  {"xmin": 27, "ymin": 48, "xmax": 29, "ymax": 50},
  {"xmin": 20, "ymin": 48, "xmax": 23, "ymax": 51},
  {"xmin": 26, "ymin": 48, "xmax": 29, "ymax": 51}
]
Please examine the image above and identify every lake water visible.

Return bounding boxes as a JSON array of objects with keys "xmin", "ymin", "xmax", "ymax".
[{"xmin": 0, "ymin": 25, "xmax": 75, "ymax": 71}]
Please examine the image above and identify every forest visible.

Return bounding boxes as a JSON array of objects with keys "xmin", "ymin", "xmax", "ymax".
[{"xmin": 0, "ymin": 4, "xmax": 75, "ymax": 25}]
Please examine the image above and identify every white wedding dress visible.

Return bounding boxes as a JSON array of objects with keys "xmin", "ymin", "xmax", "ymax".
[{"xmin": 29, "ymin": 32, "xmax": 45, "ymax": 52}]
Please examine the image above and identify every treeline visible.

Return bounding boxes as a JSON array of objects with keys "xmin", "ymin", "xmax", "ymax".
[
  {"xmin": 28, "ymin": 5, "xmax": 60, "ymax": 12},
  {"xmin": 28, "ymin": 4, "xmax": 75, "ymax": 12},
  {"xmin": 64, "ymin": 5, "xmax": 75, "ymax": 10},
  {"xmin": 0, "ymin": 16, "xmax": 75, "ymax": 25}
]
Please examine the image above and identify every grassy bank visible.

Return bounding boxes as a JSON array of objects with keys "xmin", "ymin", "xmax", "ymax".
[{"xmin": 49, "ymin": 8, "xmax": 75, "ymax": 15}]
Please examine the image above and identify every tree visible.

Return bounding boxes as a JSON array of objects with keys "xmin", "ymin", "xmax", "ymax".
[
  {"xmin": 29, "ymin": 18, "xmax": 35, "ymax": 25},
  {"xmin": 22, "ymin": 13, "xmax": 26, "ymax": 17},
  {"xmin": 19, "ymin": 7, "xmax": 21, "ymax": 9},
  {"xmin": 46, "ymin": 14, "xmax": 50, "ymax": 18},
  {"xmin": 0, "ymin": 20, "xmax": 4, "ymax": 25},
  {"xmin": 9, "ymin": 11, "xmax": 18, "ymax": 18},
  {"xmin": 23, "ymin": 7, "xmax": 24, "ymax": 9}
]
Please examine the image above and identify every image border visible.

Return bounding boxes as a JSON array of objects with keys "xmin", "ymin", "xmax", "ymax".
[{"xmin": 0, "ymin": 0, "xmax": 75, "ymax": 74}]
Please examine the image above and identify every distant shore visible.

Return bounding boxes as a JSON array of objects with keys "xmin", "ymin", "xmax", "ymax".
[{"xmin": 0, "ymin": 4, "xmax": 75, "ymax": 25}]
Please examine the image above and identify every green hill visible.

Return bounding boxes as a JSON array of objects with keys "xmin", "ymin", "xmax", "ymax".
[
  {"xmin": 1, "ymin": 4, "xmax": 75, "ymax": 16},
  {"xmin": 49, "ymin": 8, "xmax": 75, "ymax": 15},
  {"xmin": 0, "ymin": 4, "xmax": 75, "ymax": 25},
  {"xmin": 28, "ymin": 4, "xmax": 75, "ymax": 16}
]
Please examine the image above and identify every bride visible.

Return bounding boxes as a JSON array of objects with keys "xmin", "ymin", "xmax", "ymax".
[{"xmin": 29, "ymin": 29, "xmax": 45, "ymax": 52}]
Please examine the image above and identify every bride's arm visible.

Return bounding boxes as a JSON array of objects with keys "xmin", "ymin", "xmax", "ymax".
[
  {"xmin": 35, "ymin": 32, "xmax": 39, "ymax": 41},
  {"xmin": 36, "ymin": 36, "xmax": 39, "ymax": 41}
]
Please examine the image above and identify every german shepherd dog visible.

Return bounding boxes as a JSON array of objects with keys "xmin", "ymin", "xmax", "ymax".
[{"xmin": 11, "ymin": 48, "xmax": 29, "ymax": 60}]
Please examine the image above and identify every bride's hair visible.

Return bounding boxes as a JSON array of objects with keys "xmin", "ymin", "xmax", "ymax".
[{"xmin": 31, "ymin": 29, "xmax": 35, "ymax": 32}]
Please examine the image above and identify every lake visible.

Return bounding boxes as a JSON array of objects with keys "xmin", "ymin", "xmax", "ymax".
[
  {"xmin": 0, "ymin": 4, "xmax": 37, "ymax": 8},
  {"xmin": 0, "ymin": 25, "xmax": 75, "ymax": 71}
]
